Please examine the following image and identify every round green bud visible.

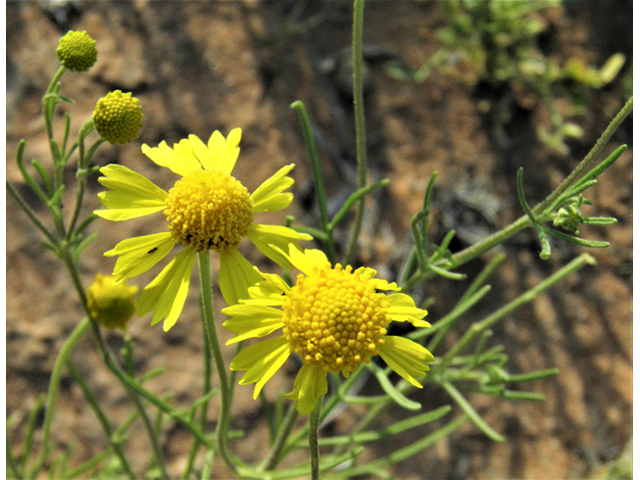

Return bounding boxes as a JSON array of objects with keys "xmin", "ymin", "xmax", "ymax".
[
  {"xmin": 93, "ymin": 90, "xmax": 143, "ymax": 145},
  {"xmin": 87, "ymin": 274, "xmax": 139, "ymax": 331},
  {"xmin": 56, "ymin": 30, "xmax": 98, "ymax": 72}
]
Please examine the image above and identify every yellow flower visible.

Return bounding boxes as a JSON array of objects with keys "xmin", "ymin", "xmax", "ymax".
[
  {"xmin": 222, "ymin": 246, "xmax": 435, "ymax": 415},
  {"xmin": 94, "ymin": 128, "xmax": 312, "ymax": 331},
  {"xmin": 87, "ymin": 274, "xmax": 138, "ymax": 331}
]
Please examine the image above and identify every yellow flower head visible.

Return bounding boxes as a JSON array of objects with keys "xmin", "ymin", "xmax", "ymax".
[
  {"xmin": 94, "ymin": 128, "xmax": 311, "ymax": 331},
  {"xmin": 93, "ymin": 90, "xmax": 143, "ymax": 145},
  {"xmin": 56, "ymin": 30, "xmax": 98, "ymax": 72},
  {"xmin": 222, "ymin": 246, "xmax": 435, "ymax": 415},
  {"xmin": 87, "ymin": 274, "xmax": 138, "ymax": 331}
]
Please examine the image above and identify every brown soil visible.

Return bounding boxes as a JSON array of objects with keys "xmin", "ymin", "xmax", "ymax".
[{"xmin": 7, "ymin": 2, "xmax": 632, "ymax": 479}]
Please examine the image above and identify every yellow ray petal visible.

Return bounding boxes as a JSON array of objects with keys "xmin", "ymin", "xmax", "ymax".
[
  {"xmin": 94, "ymin": 204, "xmax": 166, "ymax": 221},
  {"xmin": 221, "ymin": 128, "xmax": 242, "ymax": 174},
  {"xmin": 95, "ymin": 165, "xmax": 167, "ymax": 220},
  {"xmin": 247, "ymin": 270, "xmax": 290, "ymax": 301},
  {"xmin": 222, "ymin": 303, "xmax": 284, "ymax": 335},
  {"xmin": 284, "ymin": 364, "xmax": 328, "ymax": 415},
  {"xmin": 218, "ymin": 248, "xmax": 263, "ymax": 306},
  {"xmin": 250, "ymin": 164, "xmax": 295, "ymax": 213},
  {"xmin": 386, "ymin": 293, "xmax": 430, "ymax": 327},
  {"xmin": 224, "ymin": 321, "xmax": 284, "ymax": 344},
  {"xmin": 105, "ymin": 232, "xmax": 175, "ymax": 282},
  {"xmin": 248, "ymin": 224, "xmax": 312, "ymax": 269},
  {"xmin": 205, "ymin": 130, "xmax": 226, "ymax": 171},
  {"xmin": 136, "ymin": 249, "xmax": 196, "ymax": 331},
  {"xmin": 378, "ymin": 336, "xmax": 434, "ymax": 388},
  {"xmin": 187, "ymin": 134, "xmax": 215, "ymax": 171},
  {"xmin": 285, "ymin": 246, "xmax": 329, "ymax": 276},
  {"xmin": 97, "ymin": 164, "xmax": 168, "ymax": 199},
  {"xmin": 231, "ymin": 337, "xmax": 291, "ymax": 398},
  {"xmin": 141, "ymin": 140, "xmax": 200, "ymax": 177}
]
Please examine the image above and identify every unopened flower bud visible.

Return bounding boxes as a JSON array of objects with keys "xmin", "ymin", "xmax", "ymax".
[
  {"xmin": 93, "ymin": 90, "xmax": 143, "ymax": 145},
  {"xmin": 57, "ymin": 31, "xmax": 98, "ymax": 72},
  {"xmin": 87, "ymin": 274, "xmax": 138, "ymax": 331}
]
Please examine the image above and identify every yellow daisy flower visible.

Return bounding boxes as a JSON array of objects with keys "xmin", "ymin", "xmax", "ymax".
[
  {"xmin": 222, "ymin": 246, "xmax": 435, "ymax": 415},
  {"xmin": 95, "ymin": 128, "xmax": 312, "ymax": 331}
]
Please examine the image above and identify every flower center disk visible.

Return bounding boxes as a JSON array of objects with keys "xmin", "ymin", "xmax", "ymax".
[
  {"xmin": 282, "ymin": 264, "xmax": 389, "ymax": 375},
  {"xmin": 164, "ymin": 170, "xmax": 254, "ymax": 253}
]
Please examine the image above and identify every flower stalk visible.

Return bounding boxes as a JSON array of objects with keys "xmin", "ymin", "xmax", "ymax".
[
  {"xmin": 344, "ymin": 0, "xmax": 368, "ymax": 265},
  {"xmin": 197, "ymin": 252, "xmax": 238, "ymax": 475}
]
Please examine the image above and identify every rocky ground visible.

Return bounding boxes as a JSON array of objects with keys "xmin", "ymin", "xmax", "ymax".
[{"xmin": 7, "ymin": 1, "xmax": 632, "ymax": 479}]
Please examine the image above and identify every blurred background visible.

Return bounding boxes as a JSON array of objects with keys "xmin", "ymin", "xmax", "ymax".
[{"xmin": 6, "ymin": 1, "xmax": 632, "ymax": 478}]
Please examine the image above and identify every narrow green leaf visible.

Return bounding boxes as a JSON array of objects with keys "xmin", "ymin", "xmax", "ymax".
[
  {"xmin": 574, "ymin": 144, "xmax": 627, "ymax": 189},
  {"xmin": 502, "ymin": 390, "xmax": 546, "ymax": 402},
  {"xmin": 544, "ymin": 227, "xmax": 610, "ymax": 248},
  {"xmin": 428, "ymin": 263, "xmax": 467, "ymax": 280},
  {"xmin": 582, "ymin": 216, "xmax": 617, "ymax": 226},
  {"xmin": 21, "ymin": 394, "xmax": 47, "ymax": 475},
  {"xmin": 30, "ymin": 159, "xmax": 53, "ymax": 197},
  {"xmin": 369, "ymin": 364, "xmax": 422, "ymax": 411},
  {"xmin": 329, "ymin": 179, "xmax": 390, "ymax": 231},
  {"xmin": 442, "ymin": 381, "xmax": 505, "ymax": 442}
]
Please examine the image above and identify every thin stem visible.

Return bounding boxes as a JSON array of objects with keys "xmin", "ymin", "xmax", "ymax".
[
  {"xmin": 308, "ymin": 396, "xmax": 324, "ymax": 480},
  {"xmin": 6, "ymin": 181, "xmax": 58, "ymax": 247},
  {"xmin": 328, "ymin": 179, "xmax": 390, "ymax": 231},
  {"xmin": 42, "ymin": 66, "xmax": 66, "ymax": 162},
  {"xmin": 27, "ymin": 318, "xmax": 90, "ymax": 480},
  {"xmin": 326, "ymin": 415, "xmax": 468, "ymax": 479},
  {"xmin": 258, "ymin": 402, "xmax": 299, "ymax": 471},
  {"xmin": 403, "ymin": 214, "xmax": 532, "ymax": 289},
  {"xmin": 197, "ymin": 252, "xmax": 238, "ymax": 474},
  {"xmin": 534, "ymin": 96, "xmax": 633, "ymax": 215},
  {"xmin": 343, "ymin": 0, "xmax": 367, "ymax": 265},
  {"xmin": 441, "ymin": 381, "xmax": 504, "ymax": 442},
  {"xmin": 7, "ymin": 434, "xmax": 24, "ymax": 480},
  {"xmin": 290, "ymin": 100, "xmax": 337, "ymax": 265},
  {"xmin": 403, "ymin": 98, "xmax": 632, "ymax": 288},
  {"xmin": 19, "ymin": 395, "xmax": 46, "ymax": 476},
  {"xmin": 57, "ymin": 248, "xmax": 170, "ymax": 480},
  {"xmin": 181, "ymin": 300, "xmax": 214, "ymax": 480},
  {"xmin": 442, "ymin": 253, "xmax": 596, "ymax": 364},
  {"xmin": 66, "ymin": 359, "xmax": 137, "ymax": 480},
  {"xmin": 67, "ymin": 124, "xmax": 100, "ymax": 238}
]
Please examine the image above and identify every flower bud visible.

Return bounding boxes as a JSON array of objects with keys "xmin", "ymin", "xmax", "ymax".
[
  {"xmin": 56, "ymin": 31, "xmax": 98, "ymax": 72},
  {"xmin": 87, "ymin": 274, "xmax": 138, "ymax": 331},
  {"xmin": 93, "ymin": 90, "xmax": 143, "ymax": 145}
]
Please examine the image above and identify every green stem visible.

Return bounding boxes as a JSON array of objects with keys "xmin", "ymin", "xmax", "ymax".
[
  {"xmin": 441, "ymin": 381, "xmax": 504, "ymax": 442},
  {"xmin": 58, "ymin": 249, "xmax": 170, "ymax": 480},
  {"xmin": 404, "ymin": 215, "xmax": 532, "ymax": 289},
  {"xmin": 66, "ymin": 122, "xmax": 99, "ymax": 238},
  {"xmin": 197, "ymin": 252, "xmax": 238, "ymax": 474},
  {"xmin": 6, "ymin": 181, "xmax": 58, "ymax": 247},
  {"xmin": 442, "ymin": 253, "xmax": 596, "ymax": 365},
  {"xmin": 66, "ymin": 359, "xmax": 137, "ymax": 480},
  {"xmin": 7, "ymin": 434, "xmax": 24, "ymax": 480},
  {"xmin": 534, "ymin": 96, "xmax": 633, "ymax": 215},
  {"xmin": 27, "ymin": 318, "xmax": 90, "ymax": 480},
  {"xmin": 42, "ymin": 66, "xmax": 66, "ymax": 164},
  {"xmin": 308, "ymin": 396, "xmax": 324, "ymax": 480},
  {"xmin": 344, "ymin": 0, "xmax": 367, "ymax": 265},
  {"xmin": 326, "ymin": 415, "xmax": 468, "ymax": 479},
  {"xmin": 19, "ymin": 395, "xmax": 46, "ymax": 476},
  {"xmin": 181, "ymin": 300, "xmax": 214, "ymax": 480},
  {"xmin": 403, "ymin": 97, "xmax": 632, "ymax": 288},
  {"xmin": 259, "ymin": 402, "xmax": 299, "ymax": 471},
  {"xmin": 290, "ymin": 101, "xmax": 337, "ymax": 265}
]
